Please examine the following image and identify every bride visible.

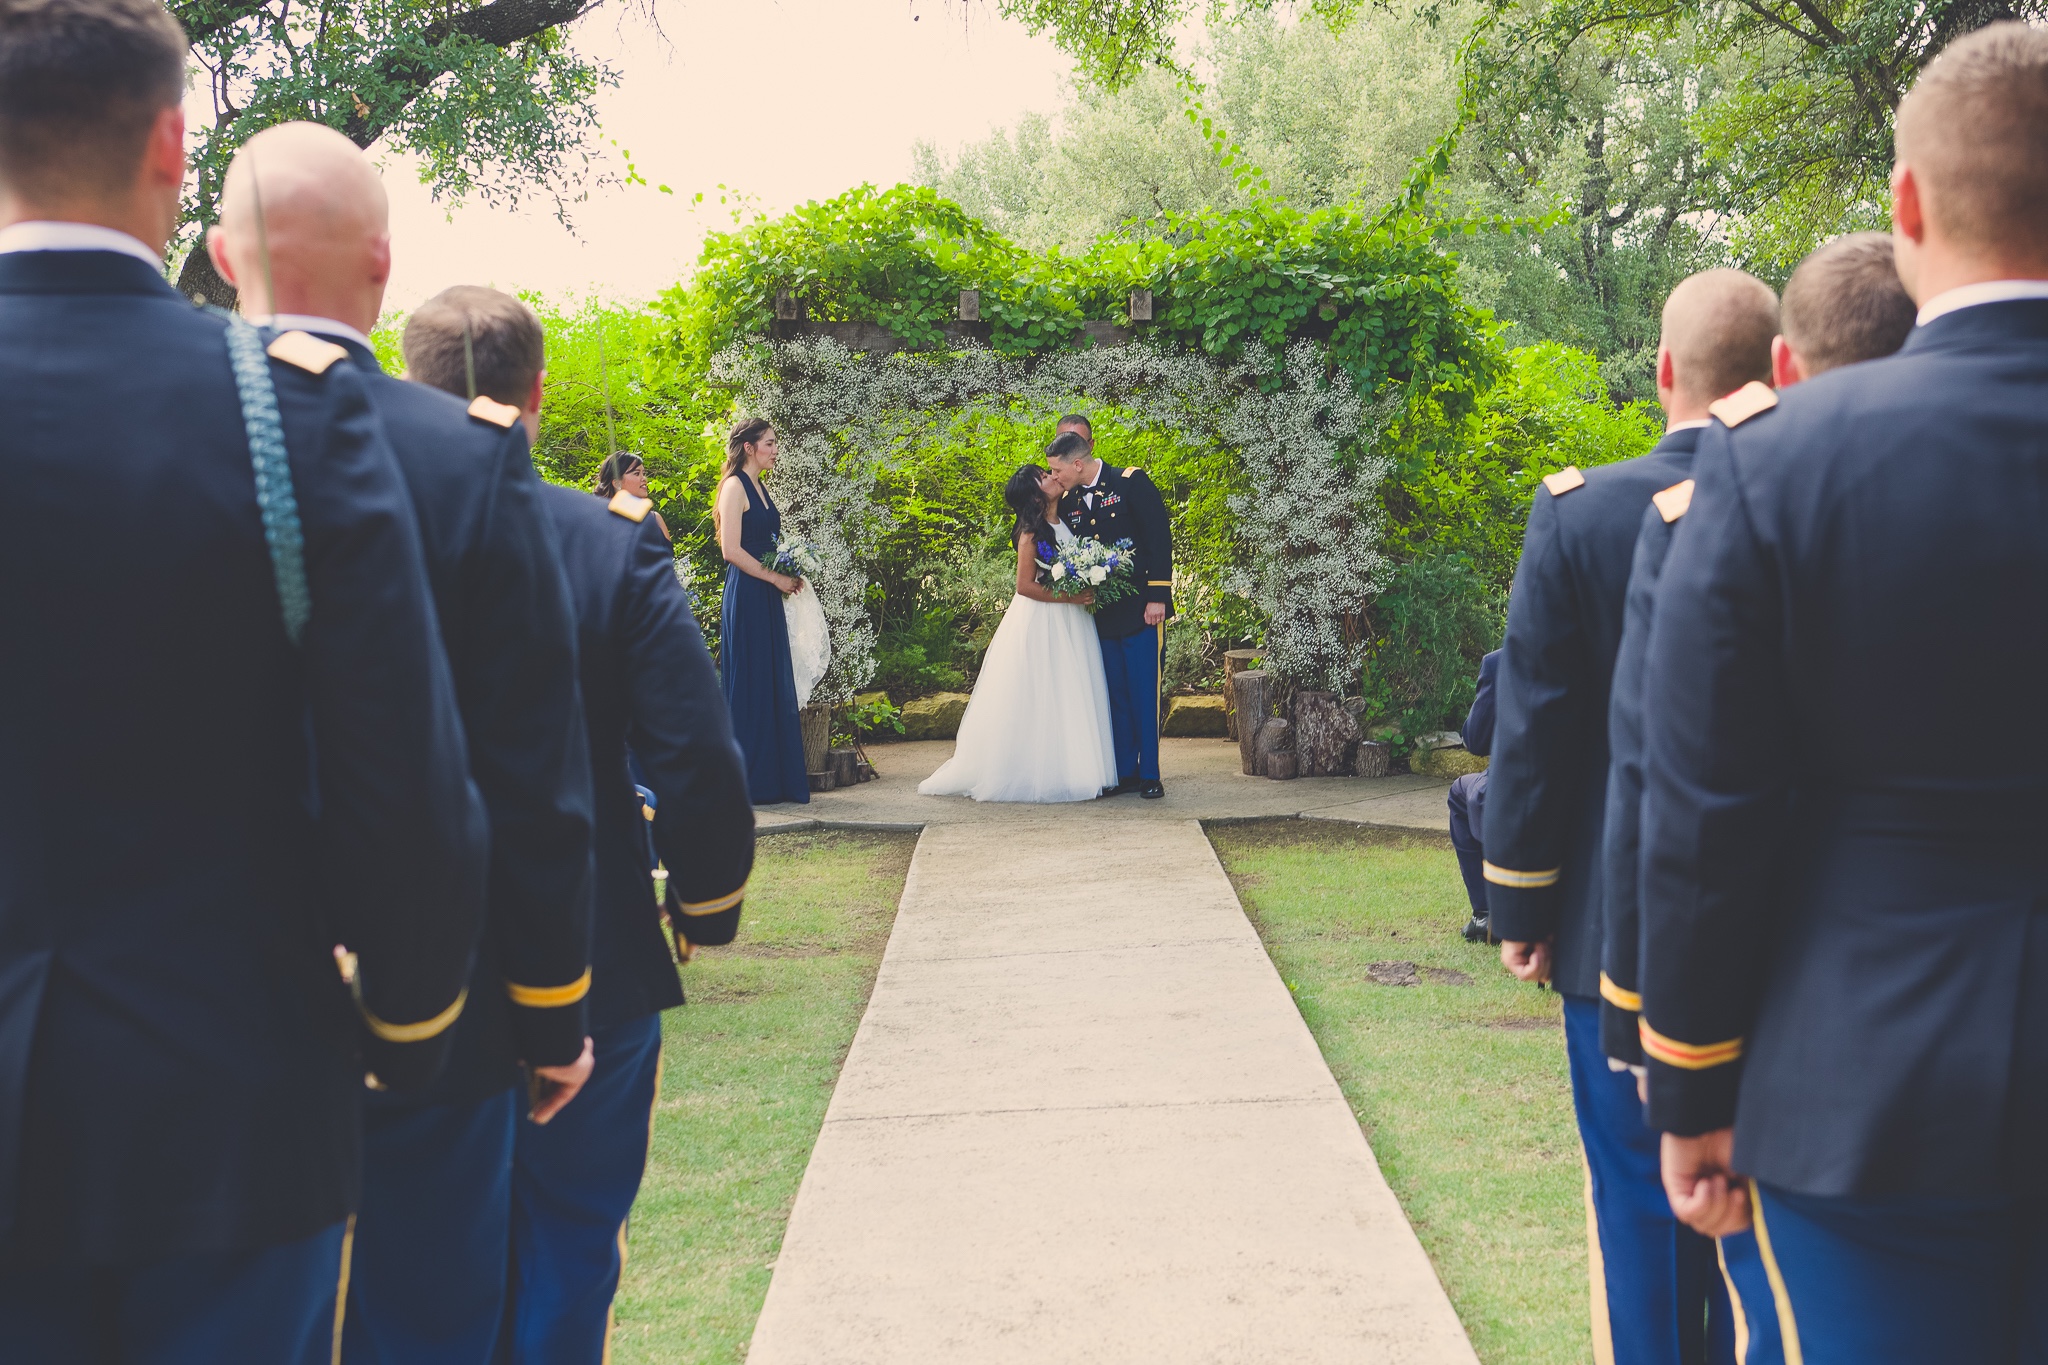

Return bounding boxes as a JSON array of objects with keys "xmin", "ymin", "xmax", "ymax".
[{"xmin": 919, "ymin": 464, "xmax": 1119, "ymax": 803}]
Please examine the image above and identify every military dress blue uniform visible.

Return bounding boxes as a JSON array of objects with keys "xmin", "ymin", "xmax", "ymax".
[
  {"xmin": 276, "ymin": 325, "xmax": 597, "ymax": 1365},
  {"xmin": 1638, "ymin": 292, "xmax": 2048, "ymax": 1363},
  {"xmin": 1599, "ymin": 384, "xmax": 1786, "ymax": 1365},
  {"xmin": 1447, "ymin": 649, "xmax": 1499, "ymax": 919},
  {"xmin": 1483, "ymin": 427, "xmax": 1735, "ymax": 1365},
  {"xmin": 0, "ymin": 236, "xmax": 487, "ymax": 1363},
  {"xmin": 504, "ymin": 483, "xmax": 755, "ymax": 1364},
  {"xmin": 1059, "ymin": 463, "xmax": 1174, "ymax": 787}
]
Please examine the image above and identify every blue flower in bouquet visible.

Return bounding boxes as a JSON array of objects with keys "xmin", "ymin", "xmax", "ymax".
[
  {"xmin": 768, "ymin": 531, "xmax": 824, "ymax": 580},
  {"xmin": 1037, "ymin": 535, "xmax": 1139, "ymax": 610}
]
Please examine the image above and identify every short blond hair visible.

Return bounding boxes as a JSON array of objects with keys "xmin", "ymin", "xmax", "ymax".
[
  {"xmin": 1895, "ymin": 23, "xmax": 2048, "ymax": 257},
  {"xmin": 1661, "ymin": 268, "xmax": 1779, "ymax": 406}
]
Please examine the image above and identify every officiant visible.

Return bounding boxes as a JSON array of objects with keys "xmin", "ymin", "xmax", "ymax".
[{"xmin": 1049, "ymin": 416, "xmax": 1175, "ymax": 799}]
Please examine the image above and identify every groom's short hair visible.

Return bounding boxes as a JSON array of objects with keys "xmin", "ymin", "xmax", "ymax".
[
  {"xmin": 1896, "ymin": 22, "xmax": 2048, "ymax": 259},
  {"xmin": 1047, "ymin": 431, "xmax": 1090, "ymax": 462}
]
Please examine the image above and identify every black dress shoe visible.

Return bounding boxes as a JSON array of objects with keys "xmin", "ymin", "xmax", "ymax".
[
  {"xmin": 1140, "ymin": 778, "xmax": 1165, "ymax": 799},
  {"xmin": 1461, "ymin": 915, "xmax": 1491, "ymax": 943},
  {"xmin": 1101, "ymin": 774, "xmax": 1142, "ymax": 798}
]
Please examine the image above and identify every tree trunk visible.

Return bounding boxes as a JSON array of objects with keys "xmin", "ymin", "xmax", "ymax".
[
  {"xmin": 176, "ymin": 246, "xmax": 238, "ymax": 310},
  {"xmin": 1221, "ymin": 649, "xmax": 1261, "ymax": 740},
  {"xmin": 1232, "ymin": 670, "xmax": 1271, "ymax": 776},
  {"xmin": 1292, "ymin": 690, "xmax": 1360, "ymax": 777},
  {"xmin": 1255, "ymin": 716, "xmax": 1293, "ymax": 781}
]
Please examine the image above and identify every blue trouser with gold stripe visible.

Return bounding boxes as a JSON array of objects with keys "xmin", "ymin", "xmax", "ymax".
[
  {"xmin": 1099, "ymin": 626, "xmax": 1161, "ymax": 781},
  {"xmin": 0, "ymin": 1219, "xmax": 347, "ymax": 1363},
  {"xmin": 502, "ymin": 1013, "xmax": 663, "ymax": 1365},
  {"xmin": 1564, "ymin": 995, "xmax": 1736, "ymax": 1364},
  {"xmin": 342, "ymin": 1087, "xmax": 517, "ymax": 1364},
  {"xmin": 1743, "ymin": 1183, "xmax": 2048, "ymax": 1363}
]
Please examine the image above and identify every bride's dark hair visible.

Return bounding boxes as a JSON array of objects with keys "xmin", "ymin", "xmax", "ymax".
[{"xmin": 1004, "ymin": 464, "xmax": 1056, "ymax": 545}]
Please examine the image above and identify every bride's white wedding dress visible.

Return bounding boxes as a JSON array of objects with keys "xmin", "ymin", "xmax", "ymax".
[{"xmin": 919, "ymin": 523, "xmax": 1119, "ymax": 803}]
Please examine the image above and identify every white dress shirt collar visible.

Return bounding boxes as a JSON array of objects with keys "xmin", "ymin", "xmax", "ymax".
[
  {"xmin": 0, "ymin": 220, "xmax": 160, "ymax": 270},
  {"xmin": 263, "ymin": 313, "xmax": 375, "ymax": 353},
  {"xmin": 1666, "ymin": 418, "xmax": 1712, "ymax": 433},
  {"xmin": 1915, "ymin": 278, "xmax": 2048, "ymax": 326}
]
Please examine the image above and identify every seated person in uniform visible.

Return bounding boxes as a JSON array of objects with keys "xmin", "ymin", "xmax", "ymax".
[{"xmin": 1448, "ymin": 649, "xmax": 1499, "ymax": 941}]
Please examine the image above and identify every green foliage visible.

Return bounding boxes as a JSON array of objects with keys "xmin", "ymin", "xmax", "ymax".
[
  {"xmin": 1385, "ymin": 342, "xmax": 1662, "ymax": 594},
  {"xmin": 656, "ymin": 181, "xmax": 1497, "ymax": 406},
  {"xmin": 1359, "ymin": 551, "xmax": 1505, "ymax": 743},
  {"xmin": 839, "ymin": 695, "xmax": 905, "ymax": 744},
  {"xmin": 172, "ymin": 0, "xmax": 615, "ymax": 302}
]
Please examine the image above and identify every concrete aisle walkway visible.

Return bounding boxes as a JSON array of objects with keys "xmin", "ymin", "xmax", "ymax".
[{"xmin": 746, "ymin": 818, "xmax": 1480, "ymax": 1365}]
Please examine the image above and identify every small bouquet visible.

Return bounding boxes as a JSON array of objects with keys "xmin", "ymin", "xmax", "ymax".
[
  {"xmin": 1038, "ymin": 535, "xmax": 1139, "ymax": 611},
  {"xmin": 767, "ymin": 531, "xmax": 824, "ymax": 581}
]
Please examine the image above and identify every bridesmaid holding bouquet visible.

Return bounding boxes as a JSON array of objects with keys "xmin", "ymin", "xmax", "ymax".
[{"xmin": 714, "ymin": 418, "xmax": 810, "ymax": 805}]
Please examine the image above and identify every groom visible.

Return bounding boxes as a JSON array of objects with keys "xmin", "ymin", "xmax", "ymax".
[{"xmin": 1049, "ymin": 415, "xmax": 1175, "ymax": 798}]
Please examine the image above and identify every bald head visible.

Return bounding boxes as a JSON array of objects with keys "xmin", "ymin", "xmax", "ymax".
[
  {"xmin": 1656, "ymin": 269, "xmax": 1778, "ymax": 420},
  {"xmin": 205, "ymin": 120, "xmax": 391, "ymax": 330},
  {"xmin": 1893, "ymin": 22, "xmax": 2048, "ymax": 292}
]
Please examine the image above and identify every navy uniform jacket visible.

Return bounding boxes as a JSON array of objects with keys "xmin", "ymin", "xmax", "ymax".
[
  {"xmin": 1462, "ymin": 649, "xmax": 1500, "ymax": 756},
  {"xmin": 1597, "ymin": 475, "xmax": 1702, "ymax": 1064},
  {"xmin": 1059, "ymin": 464, "xmax": 1174, "ymax": 639},
  {"xmin": 1482, "ymin": 428, "xmax": 1701, "ymax": 998},
  {"xmin": 0, "ymin": 251, "xmax": 486, "ymax": 1265},
  {"xmin": 1639, "ymin": 300, "xmax": 2048, "ymax": 1198},
  {"xmin": 539, "ymin": 484, "xmax": 753, "ymax": 1028},
  {"xmin": 322, "ymin": 334, "xmax": 594, "ymax": 1103}
]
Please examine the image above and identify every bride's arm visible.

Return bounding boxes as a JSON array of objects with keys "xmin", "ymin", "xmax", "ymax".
[{"xmin": 1013, "ymin": 532, "xmax": 1092, "ymax": 605}]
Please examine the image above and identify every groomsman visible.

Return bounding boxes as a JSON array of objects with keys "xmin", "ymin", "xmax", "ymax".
[
  {"xmin": 406, "ymin": 287, "xmax": 756, "ymax": 1365},
  {"xmin": 1485, "ymin": 268, "xmax": 1778, "ymax": 1365},
  {"xmin": 204, "ymin": 123, "xmax": 600, "ymax": 1364},
  {"xmin": 1598, "ymin": 233, "xmax": 1913, "ymax": 1365},
  {"xmin": 0, "ymin": 2, "xmax": 485, "ymax": 1359},
  {"xmin": 1639, "ymin": 25, "xmax": 2048, "ymax": 1360},
  {"xmin": 1049, "ymin": 417, "xmax": 1175, "ymax": 798}
]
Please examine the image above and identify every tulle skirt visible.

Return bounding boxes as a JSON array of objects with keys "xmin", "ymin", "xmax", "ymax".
[{"xmin": 919, "ymin": 595, "xmax": 1119, "ymax": 804}]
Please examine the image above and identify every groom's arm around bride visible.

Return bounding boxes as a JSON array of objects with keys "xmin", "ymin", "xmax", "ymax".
[{"xmin": 1049, "ymin": 417, "xmax": 1175, "ymax": 797}]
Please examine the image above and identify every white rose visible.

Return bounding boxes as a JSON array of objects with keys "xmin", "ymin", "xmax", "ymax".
[
  {"xmin": 1050, "ymin": 563, "xmax": 1067, "ymax": 581},
  {"xmin": 1087, "ymin": 566, "xmax": 1109, "ymax": 584}
]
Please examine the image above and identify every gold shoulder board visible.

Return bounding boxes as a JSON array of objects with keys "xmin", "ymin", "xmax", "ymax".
[
  {"xmin": 1122, "ymin": 466, "xmax": 1139, "ymax": 478},
  {"xmin": 266, "ymin": 330, "xmax": 348, "ymax": 375},
  {"xmin": 1652, "ymin": 479, "xmax": 1695, "ymax": 523},
  {"xmin": 1542, "ymin": 466, "xmax": 1585, "ymax": 496},
  {"xmin": 1709, "ymin": 381, "xmax": 1778, "ymax": 428},
  {"xmin": 467, "ymin": 396, "xmax": 520, "ymax": 428},
  {"xmin": 608, "ymin": 491, "xmax": 652, "ymax": 523}
]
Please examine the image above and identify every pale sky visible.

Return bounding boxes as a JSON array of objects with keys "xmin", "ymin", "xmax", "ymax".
[{"xmin": 371, "ymin": 0, "xmax": 1071, "ymax": 309}]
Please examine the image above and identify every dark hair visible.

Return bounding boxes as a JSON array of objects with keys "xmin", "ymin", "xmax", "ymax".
[
  {"xmin": 1005, "ymin": 464, "xmax": 1056, "ymax": 545},
  {"xmin": 595, "ymin": 451, "xmax": 644, "ymax": 499},
  {"xmin": 715, "ymin": 417, "xmax": 774, "ymax": 540},
  {"xmin": 722, "ymin": 417, "xmax": 772, "ymax": 483},
  {"xmin": 0, "ymin": 0, "xmax": 188, "ymax": 203},
  {"xmin": 403, "ymin": 286, "xmax": 546, "ymax": 406},
  {"xmin": 1046, "ymin": 430, "xmax": 1090, "ymax": 462},
  {"xmin": 1780, "ymin": 232, "xmax": 1916, "ymax": 375},
  {"xmin": 1056, "ymin": 413, "xmax": 1092, "ymax": 436}
]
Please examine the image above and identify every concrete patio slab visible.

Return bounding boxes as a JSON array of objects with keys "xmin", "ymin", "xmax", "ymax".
[
  {"xmin": 754, "ymin": 737, "xmax": 1454, "ymax": 835},
  {"xmin": 743, "ymin": 818, "xmax": 1480, "ymax": 1365}
]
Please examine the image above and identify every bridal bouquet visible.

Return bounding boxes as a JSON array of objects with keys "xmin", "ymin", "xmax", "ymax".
[
  {"xmin": 1038, "ymin": 536, "xmax": 1139, "ymax": 611},
  {"xmin": 768, "ymin": 531, "xmax": 824, "ymax": 581}
]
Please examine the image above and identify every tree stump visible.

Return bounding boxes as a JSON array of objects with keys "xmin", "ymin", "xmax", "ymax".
[
  {"xmin": 1353, "ymin": 741, "xmax": 1392, "ymax": 778},
  {"xmin": 1255, "ymin": 716, "xmax": 1294, "ymax": 781},
  {"xmin": 1232, "ymin": 670, "xmax": 1271, "ymax": 775},
  {"xmin": 829, "ymin": 747, "xmax": 859, "ymax": 788},
  {"xmin": 1221, "ymin": 650, "xmax": 1262, "ymax": 740},
  {"xmin": 1265, "ymin": 750, "xmax": 1298, "ymax": 781},
  {"xmin": 1292, "ymin": 691, "xmax": 1361, "ymax": 777},
  {"xmin": 799, "ymin": 702, "xmax": 832, "ymax": 776}
]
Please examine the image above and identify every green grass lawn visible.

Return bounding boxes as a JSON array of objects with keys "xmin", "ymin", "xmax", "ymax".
[
  {"xmin": 1206, "ymin": 819, "xmax": 1590, "ymax": 1365},
  {"xmin": 607, "ymin": 830, "xmax": 916, "ymax": 1365}
]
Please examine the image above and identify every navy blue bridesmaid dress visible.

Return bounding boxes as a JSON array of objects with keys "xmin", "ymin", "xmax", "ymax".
[{"xmin": 719, "ymin": 473, "xmax": 810, "ymax": 805}]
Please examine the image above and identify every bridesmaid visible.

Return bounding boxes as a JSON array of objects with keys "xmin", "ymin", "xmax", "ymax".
[
  {"xmin": 596, "ymin": 451, "xmax": 671, "ymax": 540},
  {"xmin": 715, "ymin": 418, "xmax": 810, "ymax": 805}
]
